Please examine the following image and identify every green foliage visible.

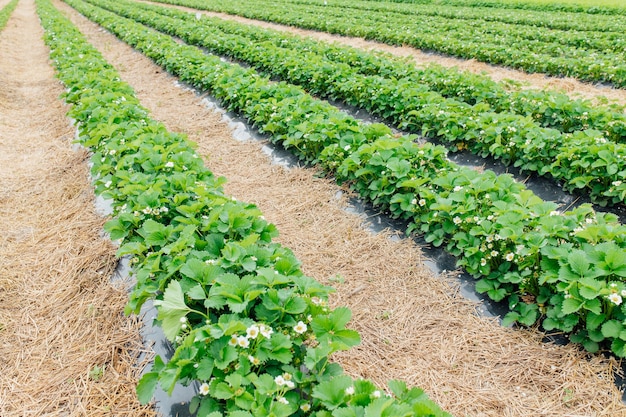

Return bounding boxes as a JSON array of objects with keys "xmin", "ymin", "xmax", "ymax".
[
  {"xmin": 37, "ymin": 0, "xmax": 451, "ymax": 415},
  {"xmin": 0, "ymin": 0, "xmax": 18, "ymax": 32},
  {"xmin": 147, "ymin": 0, "xmax": 626, "ymax": 88},
  {"xmin": 63, "ymin": 0, "xmax": 626, "ymax": 360},
  {"xmin": 87, "ymin": 0, "xmax": 626, "ymax": 206}
]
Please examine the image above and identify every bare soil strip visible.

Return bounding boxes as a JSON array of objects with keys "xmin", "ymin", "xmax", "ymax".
[
  {"xmin": 0, "ymin": 0, "xmax": 154, "ymax": 415},
  {"xmin": 53, "ymin": 1, "xmax": 626, "ymax": 416},
  {"xmin": 142, "ymin": 0, "xmax": 626, "ymax": 107}
]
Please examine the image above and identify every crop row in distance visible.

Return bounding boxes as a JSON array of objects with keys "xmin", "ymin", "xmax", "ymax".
[
  {"xmin": 0, "ymin": 0, "xmax": 18, "ymax": 30},
  {"xmin": 148, "ymin": 0, "xmax": 626, "ymax": 87},
  {"xmin": 377, "ymin": 0, "xmax": 626, "ymax": 17},
  {"xmin": 84, "ymin": 0, "xmax": 626, "ymax": 207}
]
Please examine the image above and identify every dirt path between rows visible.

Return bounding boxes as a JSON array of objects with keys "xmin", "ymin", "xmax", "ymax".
[
  {"xmin": 142, "ymin": 0, "xmax": 626, "ymax": 108},
  {"xmin": 0, "ymin": 0, "xmax": 154, "ymax": 415},
  {"xmin": 53, "ymin": 1, "xmax": 626, "ymax": 416}
]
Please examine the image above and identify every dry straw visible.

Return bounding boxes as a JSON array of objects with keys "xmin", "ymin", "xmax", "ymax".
[{"xmin": 0, "ymin": 0, "xmax": 153, "ymax": 415}]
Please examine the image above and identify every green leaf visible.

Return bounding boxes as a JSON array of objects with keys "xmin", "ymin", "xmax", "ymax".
[
  {"xmin": 228, "ymin": 411, "xmax": 253, "ymax": 417},
  {"xmin": 501, "ymin": 312, "xmax": 520, "ymax": 327},
  {"xmin": 542, "ymin": 317, "xmax": 558, "ymax": 331},
  {"xmin": 601, "ymin": 245, "xmax": 626, "ymax": 277},
  {"xmin": 139, "ymin": 219, "xmax": 171, "ymax": 247},
  {"xmin": 158, "ymin": 367, "xmax": 181, "ymax": 396},
  {"xmin": 474, "ymin": 279, "xmax": 494, "ymax": 294},
  {"xmin": 154, "ymin": 280, "xmax": 192, "ymax": 342},
  {"xmin": 258, "ymin": 332, "xmax": 293, "ymax": 364},
  {"xmin": 196, "ymin": 357, "xmax": 214, "ymax": 380},
  {"xmin": 180, "ymin": 258, "xmax": 223, "ymax": 284},
  {"xmin": 387, "ymin": 380, "xmax": 408, "ymax": 398},
  {"xmin": 364, "ymin": 397, "xmax": 398, "ymax": 417},
  {"xmin": 312, "ymin": 375, "xmax": 353, "ymax": 410},
  {"xmin": 136, "ymin": 372, "xmax": 158, "ymax": 405},
  {"xmin": 583, "ymin": 339, "xmax": 599, "ymax": 353},
  {"xmin": 583, "ymin": 298, "xmax": 602, "ymax": 315},
  {"xmin": 601, "ymin": 320, "xmax": 623, "ymax": 339},
  {"xmin": 517, "ymin": 304, "xmax": 539, "ymax": 327},
  {"xmin": 283, "ymin": 296, "xmax": 308, "ymax": 315},
  {"xmin": 200, "ymin": 409, "xmax": 222, "ymax": 417},
  {"xmin": 586, "ymin": 312, "xmax": 606, "ymax": 331},
  {"xmin": 566, "ymin": 250, "xmax": 590, "ymax": 276},
  {"xmin": 561, "ymin": 297, "xmax": 584, "ymax": 315},
  {"xmin": 577, "ymin": 277, "xmax": 603, "ymax": 300},
  {"xmin": 211, "ymin": 342, "xmax": 239, "ymax": 370},
  {"xmin": 187, "ymin": 284, "xmax": 207, "ymax": 300},
  {"xmin": 611, "ymin": 338, "xmax": 626, "ymax": 357},
  {"xmin": 312, "ymin": 308, "xmax": 361, "ymax": 349},
  {"xmin": 212, "ymin": 382, "xmax": 234, "ymax": 400},
  {"xmin": 304, "ymin": 343, "xmax": 334, "ymax": 371}
]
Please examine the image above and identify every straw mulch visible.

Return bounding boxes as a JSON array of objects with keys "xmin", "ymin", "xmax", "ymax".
[
  {"xmin": 150, "ymin": 1, "xmax": 626, "ymax": 108},
  {"xmin": 0, "ymin": 0, "xmax": 154, "ymax": 415},
  {"xmin": 57, "ymin": 2, "xmax": 626, "ymax": 416}
]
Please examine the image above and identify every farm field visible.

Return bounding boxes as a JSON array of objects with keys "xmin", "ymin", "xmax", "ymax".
[
  {"xmin": 1, "ymin": 0, "xmax": 626, "ymax": 416},
  {"xmin": 147, "ymin": 0, "xmax": 626, "ymax": 87}
]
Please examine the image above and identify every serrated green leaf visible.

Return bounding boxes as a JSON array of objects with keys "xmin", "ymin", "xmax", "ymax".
[
  {"xmin": 501, "ymin": 312, "xmax": 520, "ymax": 327},
  {"xmin": 154, "ymin": 280, "xmax": 192, "ymax": 341},
  {"xmin": 212, "ymin": 382, "xmax": 234, "ymax": 400},
  {"xmin": 561, "ymin": 297, "xmax": 584, "ymax": 315},
  {"xmin": 586, "ymin": 312, "xmax": 606, "ymax": 331},
  {"xmin": 228, "ymin": 411, "xmax": 253, "ymax": 417},
  {"xmin": 312, "ymin": 375, "xmax": 353, "ymax": 410},
  {"xmin": 566, "ymin": 250, "xmax": 590, "ymax": 276},
  {"xmin": 602, "ymin": 320, "xmax": 623, "ymax": 339},
  {"xmin": 474, "ymin": 279, "xmax": 494, "ymax": 294},
  {"xmin": 577, "ymin": 277, "xmax": 603, "ymax": 300},
  {"xmin": 136, "ymin": 372, "xmax": 158, "ymax": 405},
  {"xmin": 612, "ymin": 338, "xmax": 626, "ymax": 357},
  {"xmin": 196, "ymin": 357, "xmax": 214, "ymax": 380},
  {"xmin": 187, "ymin": 284, "xmax": 207, "ymax": 300}
]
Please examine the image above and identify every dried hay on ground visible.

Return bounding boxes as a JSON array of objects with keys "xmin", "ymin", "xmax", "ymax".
[{"xmin": 0, "ymin": 0, "xmax": 153, "ymax": 415}]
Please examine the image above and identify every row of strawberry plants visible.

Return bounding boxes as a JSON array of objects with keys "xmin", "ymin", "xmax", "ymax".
[
  {"xmin": 148, "ymin": 0, "xmax": 626, "ymax": 87},
  {"xmin": 65, "ymin": 0, "xmax": 626, "ymax": 358},
  {"xmin": 0, "ymin": 0, "xmax": 18, "ymax": 31},
  {"xmin": 219, "ymin": 0, "xmax": 626, "ymax": 56},
  {"xmin": 302, "ymin": 0, "xmax": 626, "ymax": 33},
  {"xmin": 388, "ymin": 0, "xmax": 626, "ymax": 17},
  {"xmin": 282, "ymin": 0, "xmax": 626, "ymax": 48},
  {"xmin": 39, "ymin": 0, "xmax": 451, "ymax": 416},
  {"xmin": 128, "ymin": 0, "xmax": 626, "ymax": 142},
  {"xmin": 80, "ymin": 0, "xmax": 626, "ymax": 207}
]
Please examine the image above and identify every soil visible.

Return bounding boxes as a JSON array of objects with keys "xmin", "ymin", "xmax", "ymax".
[
  {"xmin": 0, "ymin": 0, "xmax": 154, "ymax": 415},
  {"xmin": 44, "ymin": 0, "xmax": 626, "ymax": 416}
]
